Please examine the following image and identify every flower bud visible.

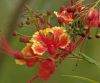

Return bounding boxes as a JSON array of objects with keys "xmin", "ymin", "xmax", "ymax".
[
  {"xmin": 87, "ymin": 9, "xmax": 98, "ymax": 21},
  {"xmin": 39, "ymin": 17, "xmax": 46, "ymax": 23},
  {"xmin": 60, "ymin": 5, "xmax": 66, "ymax": 12},
  {"xmin": 95, "ymin": 34, "xmax": 100, "ymax": 38},
  {"xmin": 67, "ymin": 6, "xmax": 75, "ymax": 13},
  {"xmin": 12, "ymin": 31, "xmax": 17, "ymax": 36},
  {"xmin": 19, "ymin": 36, "xmax": 29, "ymax": 43},
  {"xmin": 57, "ymin": 17, "xmax": 64, "ymax": 24},
  {"xmin": 81, "ymin": 32, "xmax": 87, "ymax": 37},
  {"xmin": 14, "ymin": 52, "xmax": 23, "ymax": 59},
  {"xmin": 47, "ymin": 10, "xmax": 52, "ymax": 16}
]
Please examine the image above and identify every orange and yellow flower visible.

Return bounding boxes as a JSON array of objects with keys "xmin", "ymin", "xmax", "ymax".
[
  {"xmin": 16, "ymin": 26, "xmax": 70, "ymax": 66},
  {"xmin": 54, "ymin": 11, "xmax": 74, "ymax": 24},
  {"xmin": 30, "ymin": 26, "xmax": 71, "ymax": 55}
]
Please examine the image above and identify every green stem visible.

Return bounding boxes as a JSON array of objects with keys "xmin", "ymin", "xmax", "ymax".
[
  {"xmin": 93, "ymin": 0, "xmax": 100, "ymax": 8},
  {"xmin": 17, "ymin": 32, "xmax": 32, "ymax": 37},
  {"xmin": 67, "ymin": 56, "xmax": 83, "ymax": 60},
  {"xmin": 96, "ymin": 28, "xmax": 99, "ymax": 35},
  {"xmin": 72, "ymin": 53, "xmax": 92, "ymax": 63},
  {"xmin": 73, "ymin": 0, "xmax": 85, "ymax": 7},
  {"xmin": 79, "ymin": 52, "xmax": 100, "ymax": 69},
  {"xmin": 62, "ymin": 75, "xmax": 99, "ymax": 83}
]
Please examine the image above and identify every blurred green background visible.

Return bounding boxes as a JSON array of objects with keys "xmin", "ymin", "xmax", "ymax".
[{"xmin": 0, "ymin": 0, "xmax": 100, "ymax": 83}]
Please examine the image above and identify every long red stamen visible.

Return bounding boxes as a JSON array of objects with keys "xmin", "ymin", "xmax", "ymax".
[{"xmin": 27, "ymin": 75, "xmax": 38, "ymax": 83}]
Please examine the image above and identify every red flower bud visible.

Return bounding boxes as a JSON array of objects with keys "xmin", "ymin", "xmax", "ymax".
[
  {"xmin": 87, "ymin": 12, "xmax": 94, "ymax": 21},
  {"xmin": 39, "ymin": 17, "xmax": 46, "ymax": 23},
  {"xmin": 25, "ymin": 58, "xmax": 38, "ymax": 67},
  {"xmin": 86, "ymin": 9, "xmax": 99, "ymax": 27},
  {"xmin": 12, "ymin": 31, "xmax": 17, "ymax": 36},
  {"xmin": 81, "ymin": 32, "xmax": 87, "ymax": 37},
  {"xmin": 67, "ymin": 6, "xmax": 75, "ymax": 13},
  {"xmin": 87, "ymin": 9, "xmax": 99, "ymax": 21},
  {"xmin": 47, "ymin": 10, "xmax": 52, "ymax": 16},
  {"xmin": 60, "ymin": 5, "xmax": 66, "ymax": 12},
  {"xmin": 19, "ymin": 36, "xmax": 29, "ymax": 43},
  {"xmin": 58, "ymin": 17, "xmax": 64, "ymax": 24},
  {"xmin": 14, "ymin": 52, "xmax": 23, "ymax": 59}
]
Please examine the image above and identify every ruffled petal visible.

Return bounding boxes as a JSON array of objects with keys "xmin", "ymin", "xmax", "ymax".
[
  {"xmin": 54, "ymin": 11, "xmax": 73, "ymax": 24},
  {"xmin": 52, "ymin": 27, "xmax": 66, "ymax": 41},
  {"xmin": 21, "ymin": 43, "xmax": 35, "ymax": 57},
  {"xmin": 32, "ymin": 43, "xmax": 47, "ymax": 55},
  {"xmin": 30, "ymin": 32, "xmax": 42, "ymax": 43},
  {"xmin": 57, "ymin": 34, "xmax": 70, "ymax": 48}
]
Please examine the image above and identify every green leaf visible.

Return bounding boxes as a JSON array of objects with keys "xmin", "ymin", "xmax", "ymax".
[
  {"xmin": 62, "ymin": 75, "xmax": 99, "ymax": 83},
  {"xmin": 80, "ymin": 52, "xmax": 100, "ymax": 69}
]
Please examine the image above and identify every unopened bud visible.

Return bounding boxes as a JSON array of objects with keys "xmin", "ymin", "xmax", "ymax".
[
  {"xmin": 60, "ymin": 5, "xmax": 66, "ymax": 12},
  {"xmin": 19, "ymin": 36, "xmax": 29, "ymax": 43},
  {"xmin": 67, "ymin": 6, "xmax": 75, "ymax": 13},
  {"xmin": 14, "ymin": 52, "xmax": 23, "ymax": 59},
  {"xmin": 39, "ymin": 17, "xmax": 46, "ymax": 23},
  {"xmin": 47, "ymin": 10, "xmax": 52, "ymax": 16},
  {"xmin": 58, "ymin": 17, "xmax": 64, "ymax": 24},
  {"xmin": 26, "ymin": 20, "xmax": 31, "ymax": 25},
  {"xmin": 95, "ymin": 34, "xmax": 100, "ymax": 38},
  {"xmin": 81, "ymin": 32, "xmax": 87, "ymax": 37},
  {"xmin": 12, "ymin": 31, "xmax": 17, "ymax": 36}
]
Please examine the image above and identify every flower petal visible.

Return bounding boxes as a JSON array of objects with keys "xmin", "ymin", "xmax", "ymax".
[
  {"xmin": 15, "ymin": 59, "xmax": 25, "ymax": 65},
  {"xmin": 21, "ymin": 43, "xmax": 35, "ymax": 57},
  {"xmin": 30, "ymin": 32, "xmax": 42, "ymax": 43},
  {"xmin": 57, "ymin": 34, "xmax": 70, "ymax": 48},
  {"xmin": 32, "ymin": 43, "xmax": 47, "ymax": 55},
  {"xmin": 54, "ymin": 11, "xmax": 73, "ymax": 24},
  {"xmin": 38, "ymin": 57, "xmax": 56, "ymax": 80}
]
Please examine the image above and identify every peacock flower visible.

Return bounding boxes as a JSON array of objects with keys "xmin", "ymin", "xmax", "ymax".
[
  {"xmin": 54, "ymin": 11, "xmax": 74, "ymax": 24},
  {"xmin": 30, "ymin": 26, "xmax": 71, "ymax": 55}
]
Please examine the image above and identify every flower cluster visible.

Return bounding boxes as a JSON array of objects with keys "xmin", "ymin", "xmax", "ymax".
[{"xmin": 0, "ymin": 0, "xmax": 100, "ymax": 83}]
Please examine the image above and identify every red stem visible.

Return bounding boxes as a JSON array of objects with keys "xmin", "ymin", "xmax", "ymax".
[
  {"xmin": 0, "ymin": 35, "xmax": 23, "ymax": 59},
  {"xmin": 27, "ymin": 75, "xmax": 38, "ymax": 83}
]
